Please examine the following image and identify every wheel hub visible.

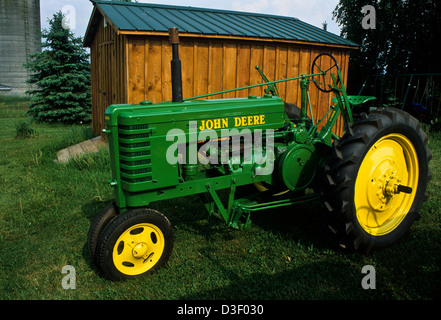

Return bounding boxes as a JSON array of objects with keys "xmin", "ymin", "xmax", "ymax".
[
  {"xmin": 368, "ymin": 166, "xmax": 400, "ymax": 211},
  {"xmin": 378, "ymin": 168, "xmax": 399, "ymax": 198},
  {"xmin": 132, "ymin": 242, "xmax": 149, "ymax": 259},
  {"xmin": 385, "ymin": 178, "xmax": 400, "ymax": 196},
  {"xmin": 112, "ymin": 222, "xmax": 166, "ymax": 277},
  {"xmin": 372, "ymin": 167, "xmax": 413, "ymax": 209}
]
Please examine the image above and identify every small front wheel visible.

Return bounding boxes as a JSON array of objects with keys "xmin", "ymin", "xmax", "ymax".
[
  {"xmin": 87, "ymin": 202, "xmax": 118, "ymax": 262},
  {"xmin": 95, "ymin": 208, "xmax": 174, "ymax": 281}
]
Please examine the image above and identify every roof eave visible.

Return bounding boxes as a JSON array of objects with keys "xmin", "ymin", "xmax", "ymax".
[
  {"xmin": 84, "ymin": 1, "xmax": 122, "ymax": 47},
  {"xmin": 83, "ymin": 6, "xmax": 100, "ymax": 47},
  {"xmin": 116, "ymin": 29, "xmax": 359, "ymax": 50}
]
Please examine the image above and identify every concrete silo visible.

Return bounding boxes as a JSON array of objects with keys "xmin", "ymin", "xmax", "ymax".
[{"xmin": 0, "ymin": 0, "xmax": 41, "ymax": 96}]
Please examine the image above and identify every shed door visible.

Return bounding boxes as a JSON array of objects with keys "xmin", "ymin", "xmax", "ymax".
[{"xmin": 98, "ymin": 40, "xmax": 115, "ymax": 107}]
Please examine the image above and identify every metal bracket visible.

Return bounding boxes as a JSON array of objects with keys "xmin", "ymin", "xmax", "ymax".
[
  {"xmin": 203, "ymin": 179, "xmax": 252, "ymax": 229},
  {"xmin": 255, "ymin": 65, "xmax": 280, "ymax": 96}
]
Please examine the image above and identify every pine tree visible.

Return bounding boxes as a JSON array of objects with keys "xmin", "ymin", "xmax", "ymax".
[{"xmin": 24, "ymin": 11, "xmax": 91, "ymax": 124}]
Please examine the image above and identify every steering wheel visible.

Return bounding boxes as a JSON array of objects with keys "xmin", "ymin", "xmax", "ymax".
[{"xmin": 311, "ymin": 53, "xmax": 340, "ymax": 92}]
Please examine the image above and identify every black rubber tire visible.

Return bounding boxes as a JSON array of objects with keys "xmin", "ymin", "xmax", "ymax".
[
  {"xmin": 87, "ymin": 202, "xmax": 118, "ymax": 263},
  {"xmin": 320, "ymin": 108, "xmax": 432, "ymax": 253},
  {"xmin": 284, "ymin": 102, "xmax": 312, "ymax": 122},
  {"xmin": 284, "ymin": 102, "xmax": 301, "ymax": 120},
  {"xmin": 95, "ymin": 208, "xmax": 174, "ymax": 281}
]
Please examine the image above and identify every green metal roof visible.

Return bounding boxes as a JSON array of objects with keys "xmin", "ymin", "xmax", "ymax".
[{"xmin": 84, "ymin": 0, "xmax": 358, "ymax": 48}]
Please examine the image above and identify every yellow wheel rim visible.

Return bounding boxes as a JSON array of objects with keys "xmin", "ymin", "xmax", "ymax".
[
  {"xmin": 112, "ymin": 223, "xmax": 165, "ymax": 276},
  {"xmin": 354, "ymin": 133, "xmax": 419, "ymax": 236}
]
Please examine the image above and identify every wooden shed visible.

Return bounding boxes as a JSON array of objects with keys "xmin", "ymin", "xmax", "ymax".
[{"xmin": 84, "ymin": 0, "xmax": 358, "ymax": 136}]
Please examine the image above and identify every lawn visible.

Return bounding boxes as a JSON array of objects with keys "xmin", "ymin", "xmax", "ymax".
[{"xmin": 0, "ymin": 97, "xmax": 440, "ymax": 301}]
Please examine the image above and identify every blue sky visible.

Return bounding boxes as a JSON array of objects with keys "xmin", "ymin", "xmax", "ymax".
[{"xmin": 40, "ymin": 0, "xmax": 342, "ymax": 40}]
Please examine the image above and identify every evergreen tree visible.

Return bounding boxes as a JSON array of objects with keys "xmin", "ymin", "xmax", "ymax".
[{"xmin": 24, "ymin": 11, "xmax": 91, "ymax": 124}]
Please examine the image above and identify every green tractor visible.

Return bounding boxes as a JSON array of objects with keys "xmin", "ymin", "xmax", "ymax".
[{"xmin": 88, "ymin": 28, "xmax": 431, "ymax": 280}]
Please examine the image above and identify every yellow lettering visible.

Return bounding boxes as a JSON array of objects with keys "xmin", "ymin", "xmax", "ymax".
[
  {"xmin": 200, "ymin": 118, "xmax": 230, "ymax": 130},
  {"xmin": 213, "ymin": 118, "xmax": 221, "ymax": 129},
  {"xmin": 199, "ymin": 120, "xmax": 206, "ymax": 131},
  {"xmin": 198, "ymin": 116, "xmax": 267, "ymax": 130},
  {"xmin": 233, "ymin": 115, "xmax": 267, "ymax": 127}
]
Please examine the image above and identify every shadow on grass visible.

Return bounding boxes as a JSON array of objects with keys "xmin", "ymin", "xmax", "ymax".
[
  {"xmin": 78, "ymin": 193, "xmax": 441, "ymax": 299},
  {"xmin": 148, "ymin": 188, "xmax": 347, "ymax": 251},
  {"xmin": 79, "ymin": 190, "xmax": 347, "ymax": 264},
  {"xmin": 178, "ymin": 259, "xmax": 376, "ymax": 300},
  {"xmin": 178, "ymin": 228, "xmax": 441, "ymax": 300},
  {"xmin": 249, "ymin": 198, "xmax": 344, "ymax": 250}
]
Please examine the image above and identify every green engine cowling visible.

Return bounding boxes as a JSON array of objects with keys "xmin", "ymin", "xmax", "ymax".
[{"xmin": 104, "ymin": 94, "xmax": 321, "ymax": 211}]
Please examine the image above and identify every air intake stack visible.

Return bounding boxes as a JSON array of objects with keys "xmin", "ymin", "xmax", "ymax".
[{"xmin": 169, "ymin": 27, "xmax": 183, "ymax": 103}]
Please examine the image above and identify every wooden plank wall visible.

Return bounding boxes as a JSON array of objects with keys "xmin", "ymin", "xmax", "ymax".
[
  {"xmin": 125, "ymin": 36, "xmax": 349, "ymax": 134},
  {"xmin": 90, "ymin": 19, "xmax": 127, "ymax": 136},
  {"xmin": 90, "ymin": 30, "xmax": 351, "ymax": 136}
]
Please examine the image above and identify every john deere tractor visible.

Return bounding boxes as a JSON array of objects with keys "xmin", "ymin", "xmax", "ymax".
[{"xmin": 87, "ymin": 28, "xmax": 431, "ymax": 280}]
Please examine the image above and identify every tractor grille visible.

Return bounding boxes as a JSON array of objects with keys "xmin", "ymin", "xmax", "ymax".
[{"xmin": 118, "ymin": 124, "xmax": 153, "ymax": 184}]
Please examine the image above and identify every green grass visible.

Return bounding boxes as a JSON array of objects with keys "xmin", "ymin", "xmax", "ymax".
[{"xmin": 0, "ymin": 98, "xmax": 440, "ymax": 300}]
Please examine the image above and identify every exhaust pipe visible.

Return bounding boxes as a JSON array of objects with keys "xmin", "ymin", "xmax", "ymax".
[{"xmin": 169, "ymin": 27, "xmax": 183, "ymax": 103}]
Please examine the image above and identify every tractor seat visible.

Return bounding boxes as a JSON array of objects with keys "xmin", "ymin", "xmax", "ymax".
[
  {"xmin": 347, "ymin": 96, "xmax": 377, "ymax": 106},
  {"xmin": 332, "ymin": 95, "xmax": 377, "ymax": 107}
]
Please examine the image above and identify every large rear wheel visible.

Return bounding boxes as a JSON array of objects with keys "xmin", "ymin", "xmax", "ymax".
[{"xmin": 320, "ymin": 108, "xmax": 431, "ymax": 253}]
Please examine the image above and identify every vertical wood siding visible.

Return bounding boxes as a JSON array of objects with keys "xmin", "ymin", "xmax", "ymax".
[
  {"xmin": 91, "ymin": 27, "xmax": 351, "ymax": 136},
  {"xmin": 90, "ymin": 19, "xmax": 127, "ymax": 137}
]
